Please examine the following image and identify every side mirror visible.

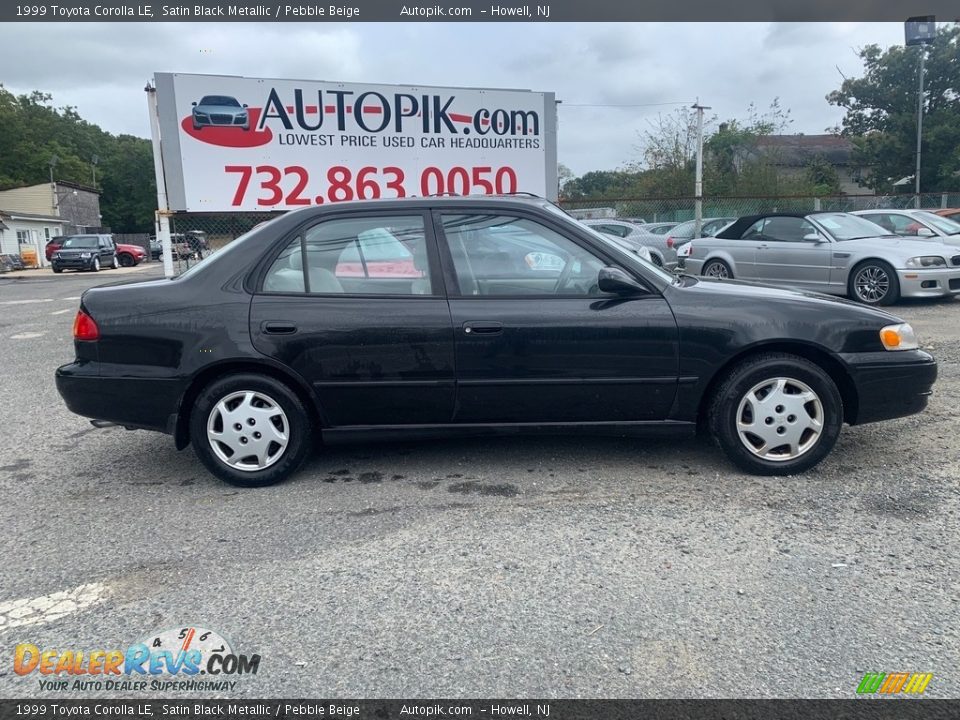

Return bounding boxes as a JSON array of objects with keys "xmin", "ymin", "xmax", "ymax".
[
  {"xmin": 803, "ymin": 232, "xmax": 826, "ymax": 243},
  {"xmin": 243, "ymin": 103, "xmax": 249, "ymax": 108},
  {"xmin": 916, "ymin": 227, "xmax": 935, "ymax": 237},
  {"xmin": 192, "ymin": 101, "xmax": 197, "ymax": 106},
  {"xmin": 598, "ymin": 267, "xmax": 646, "ymax": 296}
]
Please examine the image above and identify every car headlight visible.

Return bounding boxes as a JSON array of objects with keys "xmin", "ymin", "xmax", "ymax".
[
  {"xmin": 904, "ymin": 256, "xmax": 946, "ymax": 268},
  {"xmin": 80, "ymin": 252, "xmax": 91, "ymax": 258},
  {"xmin": 879, "ymin": 323, "xmax": 918, "ymax": 351}
]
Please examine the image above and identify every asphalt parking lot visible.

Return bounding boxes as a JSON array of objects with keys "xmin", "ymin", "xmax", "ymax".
[{"xmin": 1, "ymin": 264, "xmax": 958, "ymax": 698}]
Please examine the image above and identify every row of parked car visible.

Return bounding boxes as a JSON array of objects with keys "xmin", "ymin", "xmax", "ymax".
[{"xmin": 583, "ymin": 208, "xmax": 960, "ymax": 306}]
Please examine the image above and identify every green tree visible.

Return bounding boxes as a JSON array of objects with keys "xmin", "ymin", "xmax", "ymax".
[
  {"xmin": 827, "ymin": 25, "xmax": 960, "ymax": 192},
  {"xmin": 0, "ymin": 85, "xmax": 156, "ymax": 232}
]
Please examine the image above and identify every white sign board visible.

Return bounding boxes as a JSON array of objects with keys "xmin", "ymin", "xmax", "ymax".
[{"xmin": 153, "ymin": 73, "xmax": 556, "ymax": 213}]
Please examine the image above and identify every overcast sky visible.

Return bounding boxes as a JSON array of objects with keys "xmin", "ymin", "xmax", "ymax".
[{"xmin": 0, "ymin": 22, "xmax": 905, "ymax": 175}]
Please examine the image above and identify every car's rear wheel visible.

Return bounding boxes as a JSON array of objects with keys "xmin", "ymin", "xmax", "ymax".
[
  {"xmin": 849, "ymin": 260, "xmax": 900, "ymax": 306},
  {"xmin": 91, "ymin": 257, "xmax": 100, "ymax": 272},
  {"xmin": 702, "ymin": 259, "xmax": 732, "ymax": 279},
  {"xmin": 189, "ymin": 374, "xmax": 313, "ymax": 487},
  {"xmin": 118, "ymin": 253, "xmax": 135, "ymax": 267},
  {"xmin": 708, "ymin": 353, "xmax": 842, "ymax": 476}
]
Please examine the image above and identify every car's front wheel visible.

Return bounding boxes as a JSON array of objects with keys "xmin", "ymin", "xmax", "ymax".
[
  {"xmin": 189, "ymin": 374, "xmax": 313, "ymax": 487},
  {"xmin": 118, "ymin": 253, "xmax": 135, "ymax": 267},
  {"xmin": 110, "ymin": 254, "xmax": 119, "ymax": 270},
  {"xmin": 708, "ymin": 353, "xmax": 842, "ymax": 476},
  {"xmin": 702, "ymin": 259, "xmax": 733, "ymax": 279},
  {"xmin": 52, "ymin": 265, "xmax": 62, "ymax": 274},
  {"xmin": 849, "ymin": 260, "xmax": 900, "ymax": 306},
  {"xmin": 91, "ymin": 257, "xmax": 100, "ymax": 272}
]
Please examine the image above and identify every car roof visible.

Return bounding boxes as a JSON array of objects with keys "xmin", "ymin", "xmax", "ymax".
[{"xmin": 279, "ymin": 194, "xmax": 556, "ymax": 218}]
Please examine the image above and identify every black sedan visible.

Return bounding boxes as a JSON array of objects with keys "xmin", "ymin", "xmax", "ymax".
[{"xmin": 56, "ymin": 196, "xmax": 937, "ymax": 487}]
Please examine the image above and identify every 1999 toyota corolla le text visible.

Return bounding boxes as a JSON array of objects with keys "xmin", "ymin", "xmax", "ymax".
[{"xmin": 56, "ymin": 196, "xmax": 937, "ymax": 487}]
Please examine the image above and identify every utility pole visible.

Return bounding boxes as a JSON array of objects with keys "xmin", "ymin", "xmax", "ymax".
[
  {"xmin": 914, "ymin": 48, "xmax": 925, "ymax": 208},
  {"xmin": 904, "ymin": 16, "xmax": 936, "ymax": 209},
  {"xmin": 692, "ymin": 101, "xmax": 710, "ymax": 239}
]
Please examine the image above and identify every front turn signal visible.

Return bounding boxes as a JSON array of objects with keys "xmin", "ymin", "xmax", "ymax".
[{"xmin": 879, "ymin": 323, "xmax": 917, "ymax": 351}]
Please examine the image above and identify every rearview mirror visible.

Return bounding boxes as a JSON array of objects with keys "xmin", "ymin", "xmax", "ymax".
[{"xmin": 598, "ymin": 267, "xmax": 646, "ymax": 296}]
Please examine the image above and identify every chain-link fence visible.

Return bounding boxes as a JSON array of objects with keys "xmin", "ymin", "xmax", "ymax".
[
  {"xmin": 162, "ymin": 211, "xmax": 281, "ymax": 274},
  {"xmin": 558, "ymin": 192, "xmax": 960, "ymax": 223}
]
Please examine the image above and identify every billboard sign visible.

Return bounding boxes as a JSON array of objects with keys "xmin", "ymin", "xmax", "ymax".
[{"xmin": 152, "ymin": 73, "xmax": 557, "ymax": 212}]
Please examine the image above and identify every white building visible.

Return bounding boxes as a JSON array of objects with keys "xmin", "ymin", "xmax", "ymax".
[{"xmin": 0, "ymin": 210, "xmax": 64, "ymax": 268}]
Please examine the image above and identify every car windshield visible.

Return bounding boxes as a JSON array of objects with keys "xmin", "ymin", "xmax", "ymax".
[
  {"xmin": 199, "ymin": 96, "xmax": 240, "ymax": 107},
  {"xmin": 812, "ymin": 213, "xmax": 891, "ymax": 240},
  {"xmin": 61, "ymin": 236, "xmax": 99, "ymax": 248},
  {"xmin": 914, "ymin": 211, "xmax": 960, "ymax": 235}
]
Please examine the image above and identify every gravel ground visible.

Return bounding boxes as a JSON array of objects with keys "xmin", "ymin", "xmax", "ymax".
[{"xmin": 0, "ymin": 266, "xmax": 957, "ymax": 699}]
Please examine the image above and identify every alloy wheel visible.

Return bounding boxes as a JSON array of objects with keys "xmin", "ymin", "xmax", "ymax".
[
  {"xmin": 704, "ymin": 262, "xmax": 729, "ymax": 279},
  {"xmin": 854, "ymin": 265, "xmax": 889, "ymax": 303}
]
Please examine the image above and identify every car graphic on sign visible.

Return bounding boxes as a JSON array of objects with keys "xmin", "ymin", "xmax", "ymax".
[{"xmin": 191, "ymin": 95, "xmax": 249, "ymax": 130}]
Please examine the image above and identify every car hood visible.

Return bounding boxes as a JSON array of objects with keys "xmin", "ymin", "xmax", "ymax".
[
  {"xmin": 837, "ymin": 236, "xmax": 960, "ymax": 256},
  {"xmin": 677, "ymin": 274, "xmax": 902, "ymax": 322}
]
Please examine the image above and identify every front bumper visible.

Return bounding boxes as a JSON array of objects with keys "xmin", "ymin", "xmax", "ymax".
[
  {"xmin": 896, "ymin": 267, "xmax": 960, "ymax": 298},
  {"xmin": 55, "ymin": 361, "xmax": 184, "ymax": 434},
  {"xmin": 841, "ymin": 349, "xmax": 937, "ymax": 425},
  {"xmin": 53, "ymin": 256, "xmax": 96, "ymax": 270}
]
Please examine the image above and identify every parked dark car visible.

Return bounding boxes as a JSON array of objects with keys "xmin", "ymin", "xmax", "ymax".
[
  {"xmin": 56, "ymin": 196, "xmax": 936, "ymax": 487},
  {"xmin": 51, "ymin": 234, "xmax": 118, "ymax": 273}
]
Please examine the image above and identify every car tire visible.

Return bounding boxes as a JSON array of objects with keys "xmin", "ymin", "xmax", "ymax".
[
  {"xmin": 702, "ymin": 259, "xmax": 733, "ymax": 279},
  {"xmin": 111, "ymin": 255, "xmax": 119, "ymax": 270},
  {"xmin": 189, "ymin": 373, "xmax": 314, "ymax": 488},
  {"xmin": 91, "ymin": 257, "xmax": 100, "ymax": 272},
  {"xmin": 52, "ymin": 265, "xmax": 62, "ymax": 274},
  {"xmin": 849, "ymin": 260, "xmax": 900, "ymax": 306},
  {"xmin": 118, "ymin": 253, "xmax": 135, "ymax": 267},
  {"xmin": 708, "ymin": 352, "xmax": 842, "ymax": 476}
]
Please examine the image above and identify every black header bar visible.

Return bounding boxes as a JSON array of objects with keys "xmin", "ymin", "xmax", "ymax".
[
  {"xmin": 2, "ymin": 699, "xmax": 959, "ymax": 720},
  {"xmin": 4, "ymin": 0, "xmax": 960, "ymax": 22}
]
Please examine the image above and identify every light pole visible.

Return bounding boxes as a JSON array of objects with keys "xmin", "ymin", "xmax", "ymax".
[
  {"xmin": 692, "ymin": 101, "xmax": 711, "ymax": 239},
  {"xmin": 91, "ymin": 154, "xmax": 99, "ymax": 188},
  {"xmin": 905, "ymin": 16, "xmax": 936, "ymax": 208}
]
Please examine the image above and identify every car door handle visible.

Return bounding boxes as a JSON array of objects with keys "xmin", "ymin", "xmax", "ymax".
[
  {"xmin": 262, "ymin": 321, "xmax": 298, "ymax": 335},
  {"xmin": 463, "ymin": 321, "xmax": 503, "ymax": 335},
  {"xmin": 757, "ymin": 243, "xmax": 769, "ymax": 249}
]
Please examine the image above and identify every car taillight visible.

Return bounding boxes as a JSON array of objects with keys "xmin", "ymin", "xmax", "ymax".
[
  {"xmin": 666, "ymin": 237, "xmax": 674, "ymax": 249},
  {"xmin": 73, "ymin": 310, "xmax": 100, "ymax": 341}
]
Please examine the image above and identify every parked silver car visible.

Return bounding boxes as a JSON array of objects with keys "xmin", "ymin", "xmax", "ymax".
[
  {"xmin": 852, "ymin": 209, "xmax": 960, "ymax": 245},
  {"xmin": 677, "ymin": 212, "xmax": 960, "ymax": 305},
  {"xmin": 580, "ymin": 219, "xmax": 676, "ymax": 269}
]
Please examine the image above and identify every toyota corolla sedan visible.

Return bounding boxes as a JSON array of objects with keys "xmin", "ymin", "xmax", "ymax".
[
  {"xmin": 678, "ymin": 212, "xmax": 960, "ymax": 305},
  {"xmin": 56, "ymin": 197, "xmax": 936, "ymax": 487},
  {"xmin": 191, "ymin": 95, "xmax": 249, "ymax": 130}
]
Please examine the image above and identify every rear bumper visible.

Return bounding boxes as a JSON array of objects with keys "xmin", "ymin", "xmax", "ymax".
[
  {"xmin": 55, "ymin": 362, "xmax": 183, "ymax": 434},
  {"xmin": 842, "ymin": 350, "xmax": 937, "ymax": 425}
]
